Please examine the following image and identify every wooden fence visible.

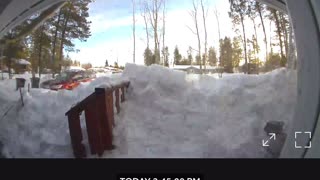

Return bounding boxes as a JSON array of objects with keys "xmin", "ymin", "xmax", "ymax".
[{"xmin": 65, "ymin": 81, "xmax": 130, "ymax": 158}]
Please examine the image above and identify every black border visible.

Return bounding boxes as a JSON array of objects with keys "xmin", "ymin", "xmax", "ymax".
[{"xmin": 0, "ymin": 158, "xmax": 317, "ymax": 179}]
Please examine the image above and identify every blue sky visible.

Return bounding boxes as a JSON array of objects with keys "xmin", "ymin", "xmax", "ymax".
[{"xmin": 69, "ymin": 0, "xmax": 274, "ymax": 67}]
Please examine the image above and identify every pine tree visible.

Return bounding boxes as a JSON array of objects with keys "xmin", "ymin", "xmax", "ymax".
[
  {"xmin": 144, "ymin": 47, "xmax": 154, "ymax": 66},
  {"xmin": 187, "ymin": 46, "xmax": 193, "ymax": 65},
  {"xmin": 163, "ymin": 46, "xmax": 169, "ymax": 67},
  {"xmin": 232, "ymin": 36, "xmax": 242, "ymax": 68},
  {"xmin": 30, "ymin": 22, "xmax": 51, "ymax": 78},
  {"xmin": 208, "ymin": 47, "xmax": 217, "ymax": 66},
  {"xmin": 220, "ymin": 37, "xmax": 233, "ymax": 73},
  {"xmin": 105, "ymin": 59, "xmax": 109, "ymax": 67},
  {"xmin": 56, "ymin": 0, "xmax": 92, "ymax": 73},
  {"xmin": 173, "ymin": 46, "xmax": 182, "ymax": 65},
  {"xmin": 114, "ymin": 61, "xmax": 119, "ymax": 68},
  {"xmin": 195, "ymin": 54, "xmax": 201, "ymax": 65}
]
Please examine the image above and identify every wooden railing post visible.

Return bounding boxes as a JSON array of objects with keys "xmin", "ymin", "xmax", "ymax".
[
  {"xmin": 95, "ymin": 87, "xmax": 114, "ymax": 152},
  {"xmin": 66, "ymin": 81, "xmax": 130, "ymax": 158},
  {"xmin": 84, "ymin": 100, "xmax": 103, "ymax": 156},
  {"xmin": 106, "ymin": 91, "xmax": 115, "ymax": 127},
  {"xmin": 121, "ymin": 87, "xmax": 125, "ymax": 102},
  {"xmin": 115, "ymin": 88, "xmax": 120, "ymax": 114},
  {"xmin": 67, "ymin": 109, "xmax": 86, "ymax": 158}
]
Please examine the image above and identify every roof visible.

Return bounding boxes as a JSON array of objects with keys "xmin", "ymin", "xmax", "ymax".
[
  {"xmin": 16, "ymin": 59, "xmax": 31, "ymax": 65},
  {"xmin": 172, "ymin": 65, "xmax": 221, "ymax": 70},
  {"xmin": 66, "ymin": 66, "xmax": 85, "ymax": 71},
  {"xmin": 0, "ymin": 0, "xmax": 67, "ymax": 39}
]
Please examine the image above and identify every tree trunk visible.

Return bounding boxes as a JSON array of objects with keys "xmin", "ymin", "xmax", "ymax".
[
  {"xmin": 8, "ymin": 57, "xmax": 11, "ymax": 79},
  {"xmin": 162, "ymin": 0, "xmax": 166, "ymax": 66},
  {"xmin": 142, "ymin": 6, "xmax": 149, "ymax": 48},
  {"xmin": 58, "ymin": 6, "xmax": 72, "ymax": 74},
  {"xmin": 192, "ymin": 0, "xmax": 201, "ymax": 70},
  {"xmin": 51, "ymin": 10, "xmax": 62, "ymax": 78},
  {"xmin": 269, "ymin": 20, "xmax": 273, "ymax": 53},
  {"xmin": 38, "ymin": 25, "xmax": 45, "ymax": 78},
  {"xmin": 214, "ymin": 7, "xmax": 221, "ymax": 67},
  {"xmin": 240, "ymin": 14, "xmax": 248, "ymax": 73},
  {"xmin": 154, "ymin": 0, "xmax": 159, "ymax": 64},
  {"xmin": 132, "ymin": 0, "xmax": 136, "ymax": 64},
  {"xmin": 257, "ymin": 2, "xmax": 268, "ymax": 61},
  {"xmin": 280, "ymin": 13, "xmax": 288, "ymax": 59},
  {"xmin": 273, "ymin": 10, "xmax": 285, "ymax": 67},
  {"xmin": 252, "ymin": 18, "xmax": 259, "ymax": 61},
  {"xmin": 201, "ymin": 0, "xmax": 207, "ymax": 70},
  {"xmin": 287, "ymin": 25, "xmax": 296, "ymax": 69}
]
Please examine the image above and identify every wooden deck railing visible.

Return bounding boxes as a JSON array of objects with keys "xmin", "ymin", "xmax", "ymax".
[{"xmin": 65, "ymin": 81, "xmax": 130, "ymax": 158}]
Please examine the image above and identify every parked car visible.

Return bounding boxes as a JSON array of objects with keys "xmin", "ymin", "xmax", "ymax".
[{"xmin": 40, "ymin": 70, "xmax": 96, "ymax": 90}]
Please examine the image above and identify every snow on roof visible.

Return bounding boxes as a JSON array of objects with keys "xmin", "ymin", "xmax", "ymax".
[
  {"xmin": 67, "ymin": 66, "xmax": 85, "ymax": 71},
  {"xmin": 172, "ymin": 65, "xmax": 221, "ymax": 70},
  {"xmin": 16, "ymin": 59, "xmax": 31, "ymax": 65}
]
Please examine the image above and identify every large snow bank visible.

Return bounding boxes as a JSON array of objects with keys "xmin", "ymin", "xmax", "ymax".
[
  {"xmin": 0, "ymin": 64, "xmax": 297, "ymax": 158},
  {"xmin": 0, "ymin": 73, "xmax": 128, "ymax": 158},
  {"xmin": 107, "ymin": 64, "xmax": 297, "ymax": 158}
]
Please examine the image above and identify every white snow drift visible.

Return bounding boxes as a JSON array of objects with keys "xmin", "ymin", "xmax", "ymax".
[{"xmin": 0, "ymin": 64, "xmax": 297, "ymax": 158}]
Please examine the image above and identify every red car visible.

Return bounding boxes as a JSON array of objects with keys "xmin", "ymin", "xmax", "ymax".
[{"xmin": 40, "ymin": 70, "xmax": 96, "ymax": 90}]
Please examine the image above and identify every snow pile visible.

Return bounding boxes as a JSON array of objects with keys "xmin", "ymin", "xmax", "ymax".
[
  {"xmin": 106, "ymin": 64, "xmax": 297, "ymax": 158},
  {"xmin": 0, "ymin": 64, "xmax": 297, "ymax": 158},
  {"xmin": 0, "ymin": 73, "xmax": 128, "ymax": 158}
]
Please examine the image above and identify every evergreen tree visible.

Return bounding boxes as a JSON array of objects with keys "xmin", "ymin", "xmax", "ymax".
[
  {"xmin": 29, "ymin": 23, "xmax": 51, "ymax": 78},
  {"xmin": 114, "ymin": 61, "xmax": 119, "ymax": 68},
  {"xmin": 264, "ymin": 52, "xmax": 281, "ymax": 72},
  {"xmin": 173, "ymin": 46, "xmax": 182, "ymax": 65},
  {"xmin": 208, "ymin": 46, "xmax": 217, "ymax": 66},
  {"xmin": 144, "ymin": 47, "xmax": 153, "ymax": 66},
  {"xmin": 195, "ymin": 54, "xmax": 201, "ymax": 65},
  {"xmin": 163, "ymin": 46, "xmax": 169, "ymax": 67},
  {"xmin": 232, "ymin": 36, "xmax": 242, "ymax": 68},
  {"xmin": 105, "ymin": 59, "xmax": 109, "ymax": 67},
  {"xmin": 220, "ymin": 37, "xmax": 233, "ymax": 73},
  {"xmin": 55, "ymin": 0, "xmax": 92, "ymax": 73}
]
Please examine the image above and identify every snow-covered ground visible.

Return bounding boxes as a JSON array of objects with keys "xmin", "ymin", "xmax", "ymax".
[{"xmin": 0, "ymin": 64, "xmax": 297, "ymax": 158}]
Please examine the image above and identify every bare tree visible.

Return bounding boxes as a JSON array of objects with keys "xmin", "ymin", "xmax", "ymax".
[
  {"xmin": 132, "ymin": 0, "xmax": 136, "ymax": 64},
  {"xmin": 200, "ymin": 0, "xmax": 208, "ymax": 70},
  {"xmin": 213, "ymin": 6, "xmax": 221, "ymax": 68},
  {"xmin": 188, "ymin": 0, "xmax": 202, "ymax": 70},
  {"xmin": 213, "ymin": 7, "xmax": 221, "ymax": 41},
  {"xmin": 255, "ymin": 2, "xmax": 268, "ymax": 61},
  {"xmin": 140, "ymin": 0, "xmax": 149, "ymax": 48},
  {"xmin": 229, "ymin": 0, "xmax": 249, "ymax": 73},
  {"xmin": 248, "ymin": 1, "xmax": 259, "ymax": 61},
  {"xmin": 145, "ymin": 0, "xmax": 163, "ymax": 64},
  {"xmin": 272, "ymin": 9, "xmax": 285, "ymax": 66},
  {"xmin": 161, "ymin": 0, "xmax": 166, "ymax": 66},
  {"xmin": 280, "ymin": 12, "xmax": 289, "ymax": 59}
]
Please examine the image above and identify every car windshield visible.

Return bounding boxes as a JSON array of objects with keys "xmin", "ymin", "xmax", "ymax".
[{"xmin": 55, "ymin": 72, "xmax": 73, "ymax": 82}]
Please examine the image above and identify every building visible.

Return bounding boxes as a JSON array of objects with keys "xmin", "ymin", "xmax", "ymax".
[
  {"xmin": 15, "ymin": 59, "xmax": 31, "ymax": 73},
  {"xmin": 172, "ymin": 65, "xmax": 223, "ymax": 74}
]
